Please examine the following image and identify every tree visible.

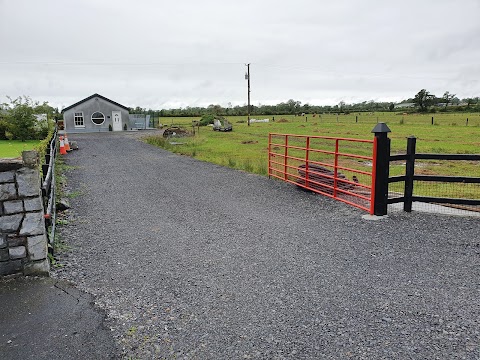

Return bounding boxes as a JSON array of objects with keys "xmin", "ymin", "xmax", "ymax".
[
  {"xmin": 463, "ymin": 97, "xmax": 479, "ymax": 108},
  {"xmin": 389, "ymin": 103, "xmax": 395, "ymax": 111},
  {"xmin": 3, "ymin": 96, "xmax": 37, "ymax": 141},
  {"xmin": 129, "ymin": 106, "xmax": 146, "ymax": 114},
  {"xmin": 302, "ymin": 103, "xmax": 311, "ymax": 113},
  {"xmin": 286, "ymin": 99, "xmax": 301, "ymax": 114},
  {"xmin": 413, "ymin": 89, "xmax": 435, "ymax": 112},
  {"xmin": 442, "ymin": 91, "xmax": 456, "ymax": 108},
  {"xmin": 207, "ymin": 104, "xmax": 223, "ymax": 116}
]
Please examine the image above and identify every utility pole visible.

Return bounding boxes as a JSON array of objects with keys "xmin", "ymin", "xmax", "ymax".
[{"xmin": 245, "ymin": 63, "xmax": 250, "ymax": 126}]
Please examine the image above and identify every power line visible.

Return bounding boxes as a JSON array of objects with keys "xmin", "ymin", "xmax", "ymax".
[
  {"xmin": 1, "ymin": 60, "xmax": 477, "ymax": 83},
  {"xmin": 0, "ymin": 61, "xmax": 247, "ymax": 66}
]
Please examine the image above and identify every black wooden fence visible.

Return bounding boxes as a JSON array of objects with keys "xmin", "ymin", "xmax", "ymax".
[
  {"xmin": 41, "ymin": 128, "xmax": 58, "ymax": 252},
  {"xmin": 369, "ymin": 124, "xmax": 480, "ymax": 215},
  {"xmin": 386, "ymin": 136, "xmax": 480, "ymax": 213}
]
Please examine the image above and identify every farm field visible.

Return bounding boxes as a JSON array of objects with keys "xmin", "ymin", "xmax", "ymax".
[
  {"xmin": 146, "ymin": 112, "xmax": 480, "ymax": 202},
  {"xmin": 148, "ymin": 112, "xmax": 479, "ymax": 171},
  {"xmin": 0, "ymin": 140, "xmax": 41, "ymax": 158}
]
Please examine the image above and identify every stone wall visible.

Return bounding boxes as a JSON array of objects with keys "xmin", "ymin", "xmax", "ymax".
[{"xmin": 0, "ymin": 152, "xmax": 50, "ymax": 276}]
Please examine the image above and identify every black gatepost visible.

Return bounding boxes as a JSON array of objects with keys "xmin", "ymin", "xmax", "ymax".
[
  {"xmin": 404, "ymin": 136, "xmax": 416, "ymax": 212},
  {"xmin": 371, "ymin": 123, "xmax": 391, "ymax": 216}
]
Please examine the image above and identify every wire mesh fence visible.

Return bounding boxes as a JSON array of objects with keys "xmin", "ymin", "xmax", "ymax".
[{"xmin": 388, "ymin": 158, "xmax": 480, "ymax": 216}]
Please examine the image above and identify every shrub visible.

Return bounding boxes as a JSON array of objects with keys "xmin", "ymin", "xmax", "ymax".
[
  {"xmin": 0, "ymin": 120, "xmax": 9, "ymax": 140},
  {"xmin": 34, "ymin": 126, "xmax": 56, "ymax": 163},
  {"xmin": 2, "ymin": 96, "xmax": 55, "ymax": 141},
  {"xmin": 5, "ymin": 97, "xmax": 36, "ymax": 141},
  {"xmin": 198, "ymin": 114, "xmax": 225, "ymax": 126},
  {"xmin": 34, "ymin": 119, "xmax": 53, "ymax": 140}
]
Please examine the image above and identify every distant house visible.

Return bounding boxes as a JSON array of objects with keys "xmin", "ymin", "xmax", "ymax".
[
  {"xmin": 61, "ymin": 93, "xmax": 130, "ymax": 133},
  {"xmin": 395, "ymin": 102, "xmax": 415, "ymax": 109}
]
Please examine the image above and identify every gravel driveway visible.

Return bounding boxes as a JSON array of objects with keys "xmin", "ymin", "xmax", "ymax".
[{"xmin": 54, "ymin": 131, "xmax": 480, "ymax": 359}]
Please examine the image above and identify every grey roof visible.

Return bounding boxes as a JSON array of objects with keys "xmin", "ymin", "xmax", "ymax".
[{"xmin": 61, "ymin": 93, "xmax": 130, "ymax": 113}]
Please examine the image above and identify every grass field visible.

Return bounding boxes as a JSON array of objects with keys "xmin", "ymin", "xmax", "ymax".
[
  {"xmin": 0, "ymin": 140, "xmax": 42, "ymax": 158},
  {"xmin": 145, "ymin": 112, "xmax": 479, "ymax": 201},
  {"xmin": 148, "ymin": 112, "xmax": 479, "ymax": 167}
]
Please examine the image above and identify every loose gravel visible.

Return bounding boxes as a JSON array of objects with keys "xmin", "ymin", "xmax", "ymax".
[{"xmin": 54, "ymin": 131, "xmax": 480, "ymax": 359}]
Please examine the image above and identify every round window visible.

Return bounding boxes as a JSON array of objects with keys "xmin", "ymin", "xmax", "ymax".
[{"xmin": 91, "ymin": 112, "xmax": 105, "ymax": 125}]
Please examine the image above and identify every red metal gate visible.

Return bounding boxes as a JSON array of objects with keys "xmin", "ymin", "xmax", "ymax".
[{"xmin": 268, "ymin": 133, "xmax": 377, "ymax": 214}]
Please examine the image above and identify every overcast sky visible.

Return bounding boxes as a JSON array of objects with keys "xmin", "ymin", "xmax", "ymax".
[{"xmin": 1, "ymin": 0, "xmax": 480, "ymax": 110}]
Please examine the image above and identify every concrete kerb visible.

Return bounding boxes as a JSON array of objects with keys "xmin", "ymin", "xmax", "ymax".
[{"xmin": 362, "ymin": 214, "xmax": 388, "ymax": 221}]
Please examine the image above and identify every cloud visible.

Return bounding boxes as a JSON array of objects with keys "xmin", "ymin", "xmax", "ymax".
[{"xmin": 1, "ymin": 0, "xmax": 479, "ymax": 108}]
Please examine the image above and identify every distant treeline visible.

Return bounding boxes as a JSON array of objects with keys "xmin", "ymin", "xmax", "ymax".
[{"xmin": 132, "ymin": 97, "xmax": 480, "ymax": 117}]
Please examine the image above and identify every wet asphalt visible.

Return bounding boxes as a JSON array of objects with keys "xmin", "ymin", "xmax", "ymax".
[
  {"xmin": 25, "ymin": 131, "xmax": 480, "ymax": 358},
  {"xmin": 0, "ymin": 276, "xmax": 116, "ymax": 359}
]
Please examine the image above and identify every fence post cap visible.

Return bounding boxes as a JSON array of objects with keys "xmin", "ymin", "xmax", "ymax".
[{"xmin": 371, "ymin": 122, "xmax": 391, "ymax": 134}]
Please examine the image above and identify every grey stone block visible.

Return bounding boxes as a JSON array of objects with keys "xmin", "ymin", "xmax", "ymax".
[
  {"xmin": 24, "ymin": 197, "xmax": 43, "ymax": 212},
  {"xmin": 0, "ymin": 234, "xmax": 7, "ymax": 248},
  {"xmin": 22, "ymin": 150, "xmax": 39, "ymax": 168},
  {"xmin": 23, "ymin": 259, "xmax": 49, "ymax": 276},
  {"xmin": 0, "ymin": 183, "xmax": 17, "ymax": 201},
  {"xmin": 0, "ymin": 213, "xmax": 23, "ymax": 233},
  {"xmin": 9, "ymin": 246, "xmax": 26, "ymax": 259},
  {"xmin": 0, "ymin": 249, "xmax": 9, "ymax": 261},
  {"xmin": 27, "ymin": 234, "xmax": 47, "ymax": 261},
  {"xmin": 7, "ymin": 235, "xmax": 26, "ymax": 247},
  {"xmin": 0, "ymin": 159, "xmax": 22, "ymax": 172},
  {"xmin": 16, "ymin": 168, "xmax": 41, "ymax": 198},
  {"xmin": 0, "ymin": 259, "xmax": 22, "ymax": 275},
  {"xmin": 0, "ymin": 171, "xmax": 15, "ymax": 183},
  {"xmin": 56, "ymin": 198, "xmax": 70, "ymax": 211},
  {"xmin": 19, "ymin": 212, "xmax": 45, "ymax": 236},
  {"xmin": 3, "ymin": 200, "xmax": 24, "ymax": 214}
]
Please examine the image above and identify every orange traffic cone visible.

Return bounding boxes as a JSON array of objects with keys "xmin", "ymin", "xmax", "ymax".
[
  {"xmin": 64, "ymin": 133, "xmax": 71, "ymax": 152},
  {"xmin": 59, "ymin": 136, "xmax": 67, "ymax": 155}
]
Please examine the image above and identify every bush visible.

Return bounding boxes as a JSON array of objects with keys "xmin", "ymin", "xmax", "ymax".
[
  {"xmin": 34, "ymin": 126, "xmax": 55, "ymax": 162},
  {"xmin": 198, "ymin": 114, "xmax": 225, "ymax": 126},
  {"xmin": 3, "ymin": 97, "xmax": 37, "ymax": 141},
  {"xmin": 34, "ymin": 118, "xmax": 53, "ymax": 140},
  {"xmin": 0, "ymin": 120, "xmax": 9, "ymax": 140}
]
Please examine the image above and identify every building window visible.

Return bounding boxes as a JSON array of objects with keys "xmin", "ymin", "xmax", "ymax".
[
  {"xmin": 91, "ymin": 112, "xmax": 105, "ymax": 125},
  {"xmin": 74, "ymin": 112, "xmax": 84, "ymax": 127}
]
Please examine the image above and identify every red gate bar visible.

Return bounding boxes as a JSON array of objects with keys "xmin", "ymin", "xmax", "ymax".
[{"xmin": 268, "ymin": 133, "xmax": 376, "ymax": 214}]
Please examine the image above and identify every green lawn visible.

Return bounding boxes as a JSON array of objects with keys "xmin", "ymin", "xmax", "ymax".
[{"xmin": 0, "ymin": 140, "xmax": 41, "ymax": 158}]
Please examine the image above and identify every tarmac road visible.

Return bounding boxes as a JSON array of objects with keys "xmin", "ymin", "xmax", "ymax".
[
  {"xmin": 0, "ymin": 277, "xmax": 116, "ymax": 359},
  {"xmin": 49, "ymin": 131, "xmax": 480, "ymax": 359}
]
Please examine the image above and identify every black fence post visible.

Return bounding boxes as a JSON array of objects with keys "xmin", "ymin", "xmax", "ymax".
[
  {"xmin": 404, "ymin": 136, "xmax": 416, "ymax": 212},
  {"xmin": 371, "ymin": 123, "xmax": 391, "ymax": 216}
]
